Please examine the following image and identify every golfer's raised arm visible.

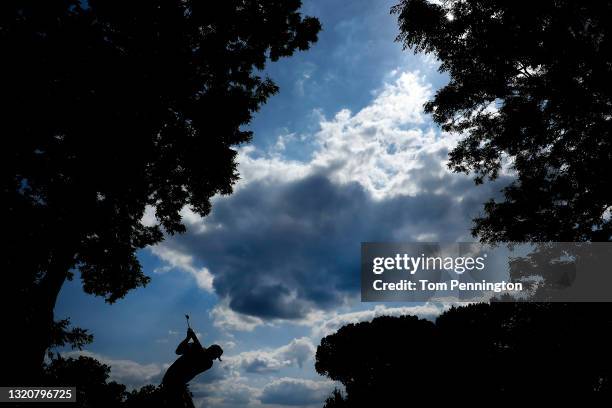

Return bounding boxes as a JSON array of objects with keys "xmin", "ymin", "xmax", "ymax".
[
  {"xmin": 175, "ymin": 332, "xmax": 191, "ymax": 355},
  {"xmin": 188, "ymin": 327, "xmax": 204, "ymax": 350}
]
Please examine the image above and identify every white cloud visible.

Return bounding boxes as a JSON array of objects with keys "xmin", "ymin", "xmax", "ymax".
[
  {"xmin": 221, "ymin": 340, "xmax": 237, "ymax": 350},
  {"xmin": 150, "ymin": 244, "xmax": 214, "ymax": 291},
  {"xmin": 235, "ymin": 70, "xmax": 462, "ymax": 201},
  {"xmin": 209, "ymin": 300, "xmax": 459, "ymax": 340},
  {"xmin": 294, "ymin": 63, "xmax": 317, "ymax": 97},
  {"xmin": 191, "ymin": 376, "xmax": 260, "ymax": 408},
  {"xmin": 260, "ymin": 377, "xmax": 336, "ymax": 406},
  {"xmin": 226, "ymin": 337, "xmax": 316, "ymax": 374},
  {"xmin": 307, "ymin": 303, "xmax": 456, "ymax": 339},
  {"xmin": 141, "ymin": 205, "xmax": 157, "ymax": 227},
  {"xmin": 234, "ymin": 144, "xmax": 311, "ymax": 188},
  {"xmin": 210, "ymin": 300, "xmax": 267, "ymax": 332}
]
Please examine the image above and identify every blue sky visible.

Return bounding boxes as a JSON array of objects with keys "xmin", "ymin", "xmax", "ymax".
[{"xmin": 55, "ymin": 1, "xmax": 509, "ymax": 406}]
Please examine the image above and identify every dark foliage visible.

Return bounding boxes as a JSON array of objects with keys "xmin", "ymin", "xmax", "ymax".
[
  {"xmin": 40, "ymin": 354, "xmax": 205, "ymax": 408},
  {"xmin": 1, "ymin": 0, "xmax": 319, "ymax": 384},
  {"xmin": 317, "ymin": 303, "xmax": 612, "ymax": 405},
  {"xmin": 49, "ymin": 318, "xmax": 94, "ymax": 354},
  {"xmin": 43, "ymin": 355, "xmax": 127, "ymax": 408},
  {"xmin": 40, "ymin": 356, "xmax": 167, "ymax": 408},
  {"xmin": 123, "ymin": 385, "xmax": 165, "ymax": 408},
  {"xmin": 393, "ymin": 0, "xmax": 612, "ymax": 242}
]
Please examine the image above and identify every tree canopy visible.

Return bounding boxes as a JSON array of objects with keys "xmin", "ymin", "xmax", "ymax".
[
  {"xmin": 1, "ymin": 0, "xmax": 320, "ymax": 383},
  {"xmin": 316, "ymin": 304, "xmax": 612, "ymax": 406},
  {"xmin": 317, "ymin": 2, "xmax": 612, "ymax": 402},
  {"xmin": 43, "ymin": 355, "xmax": 166, "ymax": 408},
  {"xmin": 393, "ymin": 0, "xmax": 612, "ymax": 242}
]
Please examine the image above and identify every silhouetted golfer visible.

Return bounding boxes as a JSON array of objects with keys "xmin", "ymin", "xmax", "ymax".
[{"xmin": 161, "ymin": 328, "xmax": 223, "ymax": 407}]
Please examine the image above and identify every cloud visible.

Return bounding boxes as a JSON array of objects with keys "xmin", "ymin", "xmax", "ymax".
[
  {"xmin": 150, "ymin": 245, "xmax": 214, "ymax": 291},
  {"xmin": 210, "ymin": 301, "xmax": 267, "ymax": 332},
  {"xmin": 307, "ymin": 303, "xmax": 455, "ymax": 338},
  {"xmin": 187, "ymin": 339, "xmax": 328, "ymax": 407},
  {"xmin": 150, "ymin": 69, "xmax": 509, "ymax": 322},
  {"xmin": 233, "ymin": 71, "xmax": 444, "ymax": 198},
  {"xmin": 236, "ymin": 71, "xmax": 466, "ymax": 200},
  {"xmin": 294, "ymin": 62, "xmax": 317, "ymax": 97},
  {"xmin": 226, "ymin": 337, "xmax": 316, "ymax": 374},
  {"xmin": 221, "ymin": 340, "xmax": 237, "ymax": 350},
  {"xmin": 191, "ymin": 377, "xmax": 259, "ymax": 408},
  {"xmin": 156, "ymin": 169, "xmax": 498, "ymax": 321},
  {"xmin": 259, "ymin": 377, "xmax": 336, "ymax": 406}
]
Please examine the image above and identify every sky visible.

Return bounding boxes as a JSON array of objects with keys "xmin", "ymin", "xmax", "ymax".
[{"xmin": 55, "ymin": 1, "xmax": 510, "ymax": 407}]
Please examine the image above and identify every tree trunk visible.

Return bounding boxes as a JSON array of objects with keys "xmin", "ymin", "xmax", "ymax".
[{"xmin": 3, "ymin": 259, "xmax": 68, "ymax": 385}]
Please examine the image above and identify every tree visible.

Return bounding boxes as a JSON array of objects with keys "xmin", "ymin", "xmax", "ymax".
[
  {"xmin": 316, "ymin": 305, "xmax": 612, "ymax": 404},
  {"xmin": 392, "ymin": 0, "xmax": 612, "ymax": 242},
  {"xmin": 43, "ymin": 355, "xmax": 165, "ymax": 408},
  {"xmin": 49, "ymin": 318, "xmax": 94, "ymax": 355},
  {"xmin": 316, "ymin": 315, "xmax": 441, "ymax": 405},
  {"xmin": 1, "ymin": 0, "xmax": 320, "ymax": 384},
  {"xmin": 123, "ymin": 385, "xmax": 165, "ymax": 408},
  {"xmin": 314, "ymin": 4, "xmax": 612, "ymax": 401},
  {"xmin": 43, "ymin": 355, "xmax": 127, "ymax": 408}
]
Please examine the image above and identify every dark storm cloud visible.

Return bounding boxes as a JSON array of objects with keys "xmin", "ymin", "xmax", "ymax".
[{"xmin": 159, "ymin": 169, "xmax": 508, "ymax": 320}]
